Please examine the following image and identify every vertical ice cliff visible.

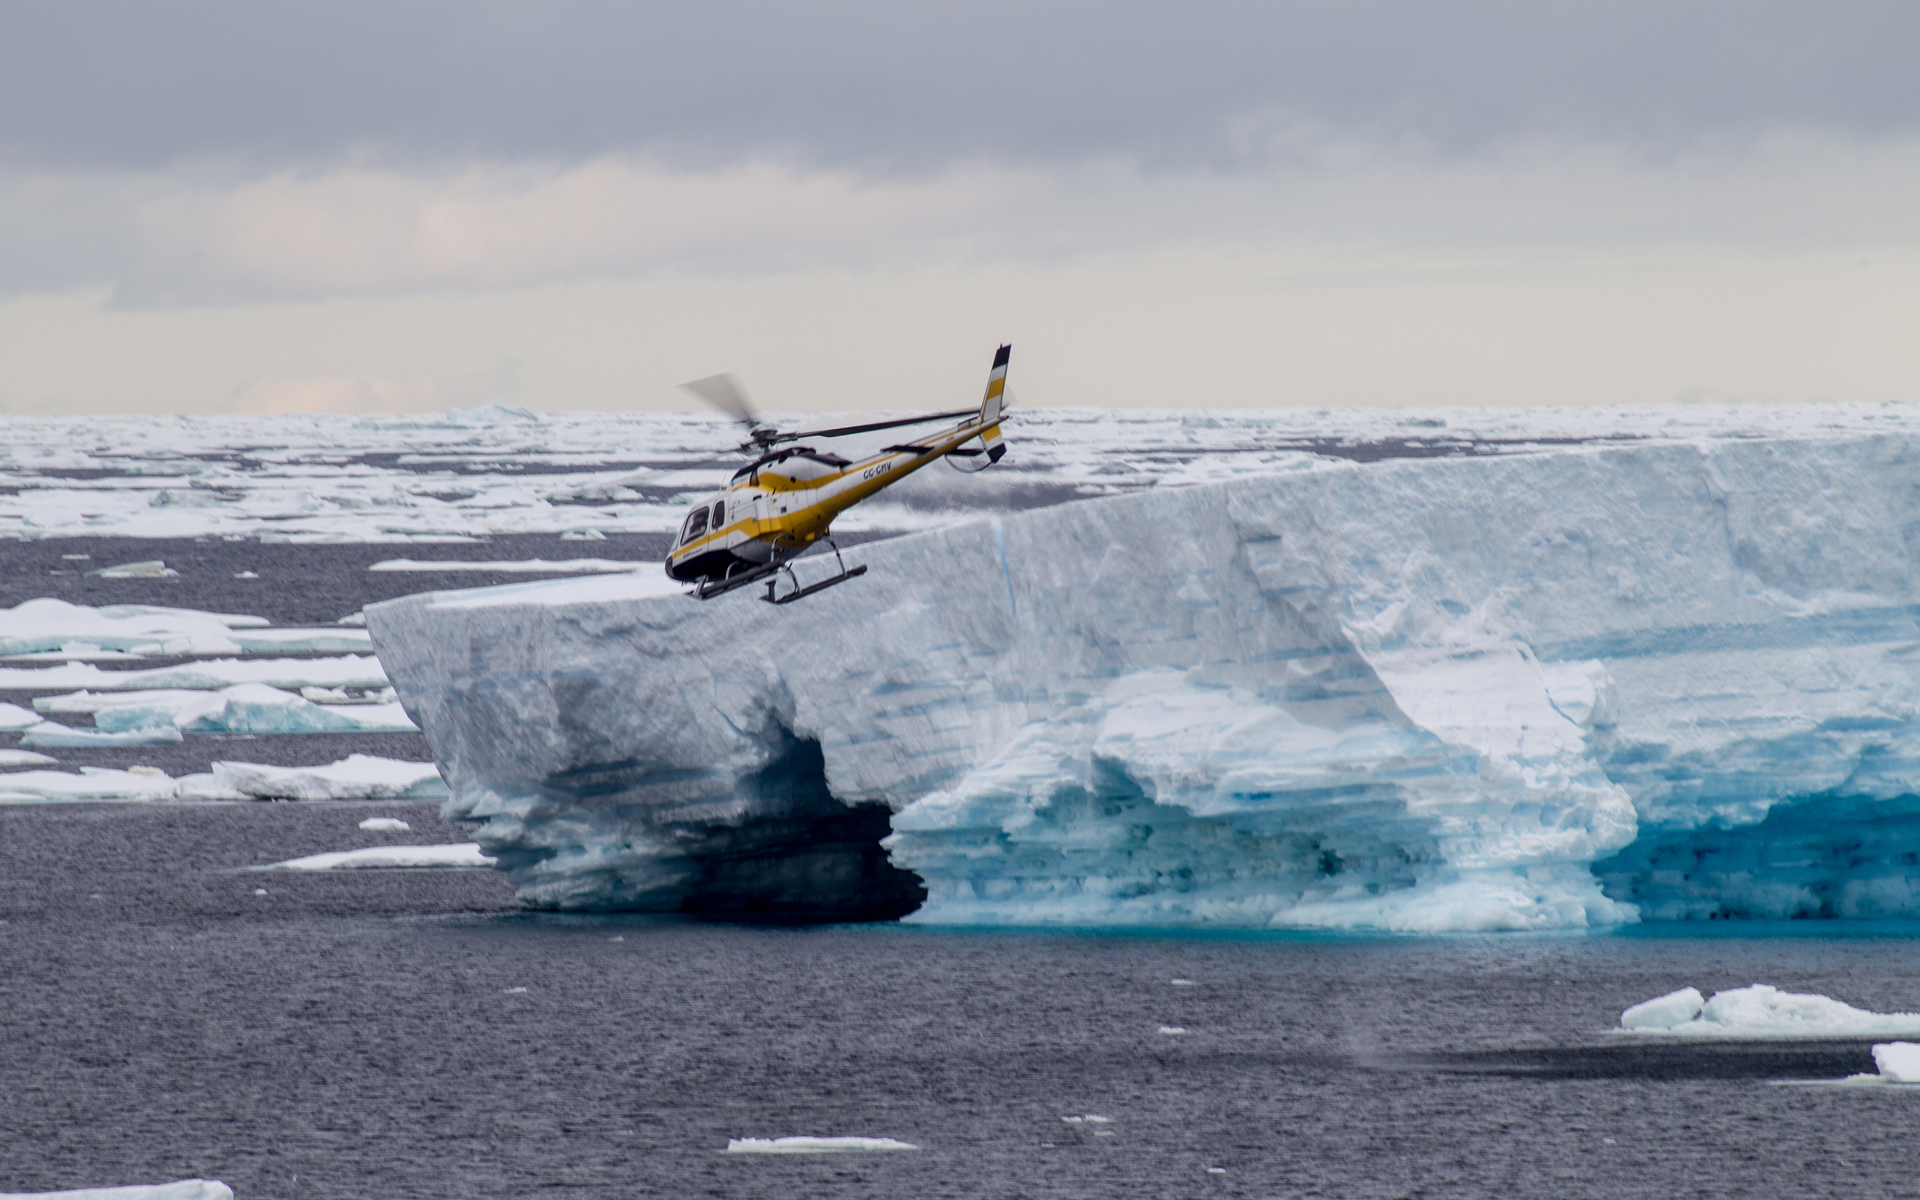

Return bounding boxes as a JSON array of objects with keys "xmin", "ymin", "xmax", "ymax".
[{"xmin": 368, "ymin": 434, "xmax": 1920, "ymax": 929}]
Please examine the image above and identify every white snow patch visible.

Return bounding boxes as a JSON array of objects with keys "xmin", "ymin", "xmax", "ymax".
[
  {"xmin": 358, "ymin": 817, "xmax": 413, "ymax": 831},
  {"xmin": 0, "ymin": 1181, "xmax": 233, "ymax": 1200},
  {"xmin": 1619, "ymin": 984, "xmax": 1920, "ymax": 1037},
  {"xmin": 263, "ymin": 843, "xmax": 496, "ymax": 870},
  {"xmin": 724, "ymin": 1137, "xmax": 919, "ymax": 1154}
]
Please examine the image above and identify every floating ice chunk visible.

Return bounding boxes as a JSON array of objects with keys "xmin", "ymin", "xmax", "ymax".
[
  {"xmin": 368, "ymin": 558, "xmax": 647, "ymax": 574},
  {"xmin": 1872, "ymin": 1042, "xmax": 1920, "ymax": 1083},
  {"xmin": 225, "ymin": 628, "xmax": 372, "ymax": 654},
  {"xmin": 359, "ymin": 817, "xmax": 413, "ymax": 831},
  {"xmin": 0, "ymin": 749, "xmax": 58, "ymax": 766},
  {"xmin": 1061, "ymin": 1115, "xmax": 1111, "ymax": 1125},
  {"xmin": 0, "ymin": 767, "xmax": 180, "ymax": 804},
  {"xmin": 0, "ymin": 655, "xmax": 388, "ymax": 692},
  {"xmin": 1170, "ymin": 979, "xmax": 1197, "ymax": 987},
  {"xmin": 725, "ymin": 1137, "xmax": 919, "ymax": 1154},
  {"xmin": 0, "ymin": 702, "xmax": 41, "ymax": 731},
  {"xmin": 0, "ymin": 1181, "xmax": 234, "ymax": 1200},
  {"xmin": 232, "ymin": 571, "xmax": 259, "ymax": 580},
  {"xmin": 86, "ymin": 560, "xmax": 178, "ymax": 578},
  {"xmin": 39, "ymin": 684, "xmax": 417, "ymax": 734},
  {"xmin": 212, "ymin": 756, "xmax": 445, "ymax": 801},
  {"xmin": 173, "ymin": 773, "xmax": 247, "ymax": 801},
  {"xmin": 1619, "ymin": 984, "xmax": 1920, "ymax": 1037},
  {"xmin": 334, "ymin": 611, "xmax": 367, "ymax": 626},
  {"xmin": 1158, "ymin": 1026, "xmax": 1191, "ymax": 1035},
  {"xmin": 1619, "ymin": 987, "xmax": 1706, "ymax": 1031},
  {"xmin": 263, "ymin": 843, "xmax": 496, "ymax": 870},
  {"xmin": 19, "ymin": 724, "xmax": 184, "ymax": 748}
]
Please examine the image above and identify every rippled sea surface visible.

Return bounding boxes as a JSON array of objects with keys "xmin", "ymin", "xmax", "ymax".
[{"xmin": 5, "ymin": 801, "xmax": 1920, "ymax": 1200}]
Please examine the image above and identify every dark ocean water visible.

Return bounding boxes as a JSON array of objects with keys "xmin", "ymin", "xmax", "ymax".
[
  {"xmin": 8, "ymin": 539, "xmax": 1920, "ymax": 1198},
  {"xmin": 5, "ymin": 802, "xmax": 1920, "ymax": 1200}
]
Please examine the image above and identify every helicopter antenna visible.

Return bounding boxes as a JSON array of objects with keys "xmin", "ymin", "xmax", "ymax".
[{"xmin": 680, "ymin": 374, "xmax": 785, "ymax": 451}]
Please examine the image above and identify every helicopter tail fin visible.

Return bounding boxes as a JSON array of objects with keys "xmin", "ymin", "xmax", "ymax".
[
  {"xmin": 979, "ymin": 344, "xmax": 1010, "ymax": 426},
  {"xmin": 975, "ymin": 344, "xmax": 1009, "ymax": 463}
]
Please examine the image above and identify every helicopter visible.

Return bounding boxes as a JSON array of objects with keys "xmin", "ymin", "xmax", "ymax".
[{"xmin": 666, "ymin": 344, "xmax": 1012, "ymax": 603}]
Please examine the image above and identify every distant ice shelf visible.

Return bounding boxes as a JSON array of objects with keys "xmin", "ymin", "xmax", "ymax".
[{"xmin": 369, "ymin": 430, "xmax": 1920, "ymax": 930}]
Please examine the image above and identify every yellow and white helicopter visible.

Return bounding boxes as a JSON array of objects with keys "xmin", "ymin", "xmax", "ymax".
[{"xmin": 667, "ymin": 344, "xmax": 1012, "ymax": 603}]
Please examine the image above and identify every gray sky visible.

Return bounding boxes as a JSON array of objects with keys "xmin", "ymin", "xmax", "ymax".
[{"xmin": 2, "ymin": 2, "xmax": 1917, "ymax": 413}]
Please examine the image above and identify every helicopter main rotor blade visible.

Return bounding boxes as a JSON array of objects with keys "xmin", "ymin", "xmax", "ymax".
[
  {"xmin": 680, "ymin": 373, "xmax": 761, "ymax": 430},
  {"xmin": 799, "ymin": 407, "xmax": 981, "ymax": 440}
]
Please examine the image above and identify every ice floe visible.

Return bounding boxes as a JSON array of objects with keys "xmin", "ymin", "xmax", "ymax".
[
  {"xmin": 0, "ymin": 599, "xmax": 366, "ymax": 657},
  {"xmin": 19, "ymin": 724, "xmax": 184, "ymax": 748},
  {"xmin": 0, "ymin": 1181, "xmax": 233, "ymax": 1200},
  {"xmin": 1618, "ymin": 984, "xmax": 1920, "ymax": 1037},
  {"xmin": 85, "ymin": 560, "xmax": 179, "ymax": 578},
  {"xmin": 35, "ymin": 684, "xmax": 416, "ymax": 733},
  {"xmin": 0, "ymin": 656, "xmax": 388, "ymax": 692},
  {"xmin": 0, "ymin": 756, "xmax": 446, "ymax": 804},
  {"xmin": 211, "ymin": 755, "xmax": 445, "ymax": 800},
  {"xmin": 368, "ymin": 558, "xmax": 649, "ymax": 574},
  {"xmin": 0, "ymin": 767, "xmax": 181, "ymax": 804},
  {"xmin": 724, "ymin": 1137, "xmax": 919, "ymax": 1154},
  {"xmin": 262, "ymin": 843, "xmax": 496, "ymax": 870},
  {"xmin": 359, "ymin": 816, "xmax": 413, "ymax": 831},
  {"xmin": 0, "ymin": 749, "xmax": 58, "ymax": 766},
  {"xmin": 0, "ymin": 703, "xmax": 42, "ymax": 731}
]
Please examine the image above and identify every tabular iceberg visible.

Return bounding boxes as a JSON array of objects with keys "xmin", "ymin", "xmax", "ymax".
[{"xmin": 369, "ymin": 434, "xmax": 1920, "ymax": 930}]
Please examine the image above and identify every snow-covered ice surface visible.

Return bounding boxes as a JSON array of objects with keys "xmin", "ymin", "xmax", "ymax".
[
  {"xmin": 0, "ymin": 599, "xmax": 365, "ymax": 656},
  {"xmin": 369, "ymin": 422, "xmax": 1920, "ymax": 930},
  {"xmin": 724, "ymin": 1137, "xmax": 919, "ymax": 1154},
  {"xmin": 262, "ymin": 843, "xmax": 495, "ymax": 871},
  {"xmin": 0, "ymin": 1183, "xmax": 233, "ymax": 1200},
  {"xmin": 1618, "ymin": 984, "xmax": 1920, "ymax": 1038},
  {"xmin": 0, "ymin": 656, "xmax": 387, "ymax": 692},
  {"xmin": 0, "ymin": 767, "xmax": 182, "ymax": 804}
]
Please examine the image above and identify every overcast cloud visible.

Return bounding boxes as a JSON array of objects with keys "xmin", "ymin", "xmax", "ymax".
[{"xmin": 0, "ymin": 2, "xmax": 1915, "ymax": 413}]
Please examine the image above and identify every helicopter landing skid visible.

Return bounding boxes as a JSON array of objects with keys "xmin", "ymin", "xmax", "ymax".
[
  {"xmin": 760, "ymin": 541, "xmax": 867, "ymax": 605},
  {"xmin": 691, "ymin": 560, "xmax": 784, "ymax": 600}
]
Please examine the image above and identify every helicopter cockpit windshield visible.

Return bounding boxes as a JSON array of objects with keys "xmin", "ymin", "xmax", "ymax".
[{"xmin": 678, "ymin": 506, "xmax": 708, "ymax": 545}]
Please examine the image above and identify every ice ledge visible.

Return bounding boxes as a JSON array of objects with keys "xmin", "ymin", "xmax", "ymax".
[{"xmin": 369, "ymin": 433, "xmax": 1920, "ymax": 930}]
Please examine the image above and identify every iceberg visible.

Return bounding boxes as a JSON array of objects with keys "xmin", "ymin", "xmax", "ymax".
[
  {"xmin": 369, "ymin": 433, "xmax": 1920, "ymax": 930},
  {"xmin": 1617, "ymin": 984, "xmax": 1920, "ymax": 1038},
  {"xmin": 18, "ymin": 724, "xmax": 185, "ymax": 748}
]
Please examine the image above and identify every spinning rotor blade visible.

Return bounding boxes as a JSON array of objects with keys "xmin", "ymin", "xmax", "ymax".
[
  {"xmin": 799, "ymin": 407, "xmax": 980, "ymax": 440},
  {"xmin": 680, "ymin": 373, "xmax": 760, "ymax": 431}
]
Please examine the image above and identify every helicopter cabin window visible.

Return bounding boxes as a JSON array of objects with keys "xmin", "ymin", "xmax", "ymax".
[
  {"xmin": 679, "ymin": 507, "xmax": 708, "ymax": 545},
  {"xmin": 711, "ymin": 500, "xmax": 727, "ymax": 530}
]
